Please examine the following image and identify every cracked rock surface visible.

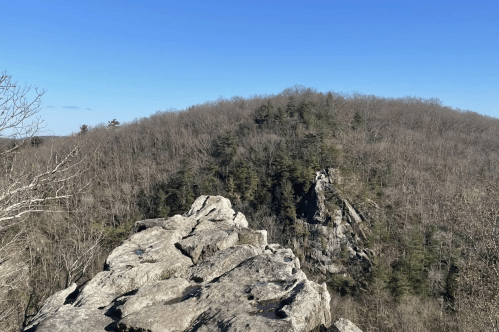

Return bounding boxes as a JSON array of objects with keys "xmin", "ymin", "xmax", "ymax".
[
  {"xmin": 23, "ymin": 195, "xmax": 345, "ymax": 332},
  {"xmin": 296, "ymin": 169, "xmax": 373, "ymax": 278}
]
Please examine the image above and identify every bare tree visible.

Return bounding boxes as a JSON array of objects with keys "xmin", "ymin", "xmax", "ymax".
[
  {"xmin": 0, "ymin": 145, "xmax": 86, "ymax": 223},
  {"xmin": 0, "ymin": 72, "xmax": 90, "ymax": 331},
  {"xmin": 0, "ymin": 71, "xmax": 44, "ymax": 146}
]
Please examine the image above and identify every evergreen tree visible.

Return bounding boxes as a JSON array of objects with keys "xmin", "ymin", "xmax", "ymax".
[
  {"xmin": 391, "ymin": 270, "xmax": 412, "ymax": 301},
  {"xmin": 407, "ymin": 230, "xmax": 428, "ymax": 295},
  {"xmin": 152, "ymin": 187, "xmax": 170, "ymax": 218},
  {"xmin": 30, "ymin": 136, "xmax": 44, "ymax": 147},
  {"xmin": 177, "ymin": 158, "xmax": 195, "ymax": 211},
  {"xmin": 213, "ymin": 131, "xmax": 238, "ymax": 171},
  {"xmin": 444, "ymin": 255, "xmax": 459, "ymax": 308},
  {"xmin": 200, "ymin": 162, "xmax": 220, "ymax": 195},
  {"xmin": 226, "ymin": 176, "xmax": 235, "ymax": 197},
  {"xmin": 286, "ymin": 96, "xmax": 298, "ymax": 117},
  {"xmin": 273, "ymin": 145, "xmax": 291, "ymax": 180},
  {"xmin": 254, "ymin": 101, "xmax": 274, "ymax": 126},
  {"xmin": 80, "ymin": 124, "xmax": 88, "ymax": 134},
  {"xmin": 274, "ymin": 106, "xmax": 287, "ymax": 124},
  {"xmin": 352, "ymin": 111, "xmax": 363, "ymax": 130},
  {"xmin": 107, "ymin": 119, "xmax": 120, "ymax": 128},
  {"xmin": 297, "ymin": 100, "xmax": 316, "ymax": 126},
  {"xmin": 278, "ymin": 179, "xmax": 296, "ymax": 221}
]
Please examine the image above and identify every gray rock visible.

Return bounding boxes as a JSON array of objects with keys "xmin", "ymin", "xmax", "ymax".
[
  {"xmin": 177, "ymin": 222, "xmax": 240, "ymax": 264},
  {"xmin": 118, "ymin": 248, "xmax": 331, "ymax": 332},
  {"xmin": 297, "ymin": 169, "xmax": 372, "ymax": 279},
  {"xmin": 23, "ymin": 195, "xmax": 336, "ymax": 332},
  {"xmin": 28, "ymin": 307, "xmax": 114, "ymax": 332},
  {"xmin": 118, "ymin": 277, "xmax": 190, "ymax": 316},
  {"xmin": 73, "ymin": 226, "xmax": 193, "ymax": 308},
  {"xmin": 331, "ymin": 318, "xmax": 363, "ymax": 332},
  {"xmin": 23, "ymin": 283, "xmax": 77, "ymax": 331},
  {"xmin": 134, "ymin": 214, "xmax": 197, "ymax": 237},
  {"xmin": 118, "ymin": 300, "xmax": 200, "ymax": 332},
  {"xmin": 237, "ymin": 228, "xmax": 268, "ymax": 248},
  {"xmin": 177, "ymin": 218, "xmax": 267, "ymax": 264},
  {"xmin": 185, "ymin": 195, "xmax": 249, "ymax": 228},
  {"xmin": 184, "ymin": 244, "xmax": 261, "ymax": 283}
]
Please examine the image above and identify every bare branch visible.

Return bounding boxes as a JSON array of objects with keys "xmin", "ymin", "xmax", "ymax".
[{"xmin": 0, "ymin": 71, "xmax": 45, "ymax": 140}]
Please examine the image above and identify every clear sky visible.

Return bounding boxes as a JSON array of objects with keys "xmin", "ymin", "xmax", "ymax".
[{"xmin": 1, "ymin": 0, "xmax": 498, "ymax": 136}]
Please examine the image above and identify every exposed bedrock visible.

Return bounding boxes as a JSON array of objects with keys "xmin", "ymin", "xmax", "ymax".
[
  {"xmin": 24, "ymin": 195, "xmax": 361, "ymax": 332},
  {"xmin": 296, "ymin": 169, "xmax": 373, "ymax": 279}
]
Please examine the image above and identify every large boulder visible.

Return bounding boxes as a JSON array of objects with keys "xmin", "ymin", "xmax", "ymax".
[{"xmin": 23, "ymin": 195, "xmax": 340, "ymax": 332}]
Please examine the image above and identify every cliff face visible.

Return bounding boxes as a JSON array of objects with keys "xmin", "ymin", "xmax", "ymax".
[
  {"xmin": 294, "ymin": 169, "xmax": 373, "ymax": 280},
  {"xmin": 23, "ymin": 196, "xmax": 364, "ymax": 332}
]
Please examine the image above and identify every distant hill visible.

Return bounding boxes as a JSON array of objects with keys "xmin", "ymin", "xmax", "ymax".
[{"xmin": 3, "ymin": 87, "xmax": 499, "ymax": 332}]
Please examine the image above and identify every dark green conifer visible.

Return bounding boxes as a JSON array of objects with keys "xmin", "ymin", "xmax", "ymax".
[
  {"xmin": 279, "ymin": 179, "xmax": 296, "ymax": 221},
  {"xmin": 391, "ymin": 270, "xmax": 412, "ymax": 301}
]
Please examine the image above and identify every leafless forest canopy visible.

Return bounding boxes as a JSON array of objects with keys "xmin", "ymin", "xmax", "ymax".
[{"xmin": 2, "ymin": 86, "xmax": 499, "ymax": 331}]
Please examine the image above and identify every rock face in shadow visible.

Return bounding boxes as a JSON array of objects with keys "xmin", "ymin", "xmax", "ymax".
[
  {"xmin": 23, "ymin": 195, "xmax": 338, "ymax": 332},
  {"xmin": 295, "ymin": 169, "xmax": 373, "ymax": 278}
]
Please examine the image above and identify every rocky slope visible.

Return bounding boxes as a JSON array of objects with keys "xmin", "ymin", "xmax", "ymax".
[
  {"xmin": 294, "ymin": 169, "xmax": 374, "ymax": 281},
  {"xmin": 23, "ymin": 195, "xmax": 362, "ymax": 332}
]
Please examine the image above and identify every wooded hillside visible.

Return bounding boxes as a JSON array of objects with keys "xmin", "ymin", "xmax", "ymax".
[{"xmin": 2, "ymin": 86, "xmax": 499, "ymax": 331}]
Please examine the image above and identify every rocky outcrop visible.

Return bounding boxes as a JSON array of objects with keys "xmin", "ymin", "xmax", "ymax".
[
  {"xmin": 23, "ymin": 195, "xmax": 337, "ymax": 332},
  {"xmin": 330, "ymin": 318, "xmax": 363, "ymax": 332},
  {"xmin": 295, "ymin": 169, "xmax": 373, "ymax": 278}
]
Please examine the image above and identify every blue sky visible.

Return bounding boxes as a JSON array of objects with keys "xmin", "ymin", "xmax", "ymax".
[{"xmin": 1, "ymin": 0, "xmax": 497, "ymax": 136}]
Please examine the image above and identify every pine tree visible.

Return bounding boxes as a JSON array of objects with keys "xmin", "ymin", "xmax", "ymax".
[
  {"xmin": 391, "ymin": 270, "xmax": 412, "ymax": 301},
  {"xmin": 352, "ymin": 111, "xmax": 363, "ymax": 130},
  {"xmin": 200, "ymin": 162, "xmax": 220, "ymax": 195},
  {"xmin": 273, "ymin": 145, "xmax": 291, "ymax": 180},
  {"xmin": 30, "ymin": 136, "xmax": 44, "ymax": 147},
  {"xmin": 178, "ymin": 159, "xmax": 195, "ymax": 211},
  {"xmin": 226, "ymin": 176, "xmax": 235, "ymax": 197},
  {"xmin": 230, "ymin": 160, "xmax": 258, "ymax": 202},
  {"xmin": 279, "ymin": 179, "xmax": 296, "ymax": 221},
  {"xmin": 254, "ymin": 101, "xmax": 274, "ymax": 126},
  {"xmin": 214, "ymin": 131, "xmax": 238, "ymax": 171},
  {"xmin": 107, "ymin": 119, "xmax": 120, "ymax": 128},
  {"xmin": 444, "ymin": 254, "xmax": 459, "ymax": 308},
  {"xmin": 286, "ymin": 96, "xmax": 298, "ymax": 117},
  {"xmin": 407, "ymin": 230, "xmax": 428, "ymax": 295},
  {"xmin": 152, "ymin": 188, "xmax": 170, "ymax": 218},
  {"xmin": 79, "ymin": 124, "xmax": 88, "ymax": 134},
  {"xmin": 274, "ymin": 106, "xmax": 287, "ymax": 124},
  {"xmin": 297, "ymin": 100, "xmax": 316, "ymax": 126}
]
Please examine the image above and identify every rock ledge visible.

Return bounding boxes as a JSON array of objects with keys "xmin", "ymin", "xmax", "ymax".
[{"xmin": 24, "ymin": 195, "xmax": 347, "ymax": 332}]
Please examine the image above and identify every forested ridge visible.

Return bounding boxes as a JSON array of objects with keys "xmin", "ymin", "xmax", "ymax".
[{"xmin": 2, "ymin": 86, "xmax": 499, "ymax": 331}]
